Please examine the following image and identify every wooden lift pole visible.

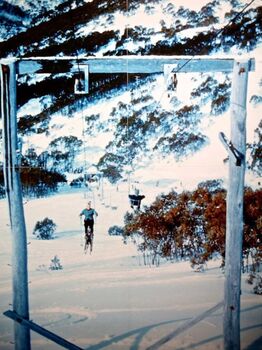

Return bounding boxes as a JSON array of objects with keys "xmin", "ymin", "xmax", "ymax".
[
  {"xmin": 223, "ymin": 59, "xmax": 250, "ymax": 350},
  {"xmin": 0, "ymin": 61, "xmax": 31, "ymax": 350}
]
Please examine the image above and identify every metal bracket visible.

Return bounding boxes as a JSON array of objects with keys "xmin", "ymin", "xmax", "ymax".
[
  {"xmin": 73, "ymin": 64, "xmax": 89, "ymax": 94},
  {"xmin": 164, "ymin": 64, "xmax": 178, "ymax": 76},
  {"xmin": 219, "ymin": 132, "xmax": 243, "ymax": 166}
]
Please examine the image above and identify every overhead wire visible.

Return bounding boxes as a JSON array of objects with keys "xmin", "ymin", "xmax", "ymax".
[
  {"xmin": 125, "ymin": 0, "xmax": 132, "ymax": 195},
  {"xmin": 6, "ymin": 0, "xmax": 256, "ymax": 200},
  {"xmin": 68, "ymin": 2, "xmax": 89, "ymax": 198},
  {"xmin": 122, "ymin": 0, "xmax": 257, "ymax": 201},
  {"xmin": 174, "ymin": 0, "xmax": 256, "ymax": 74},
  {"xmin": 157, "ymin": 0, "xmax": 257, "ymax": 104},
  {"xmin": 126, "ymin": 0, "xmax": 129, "ymax": 145},
  {"xmin": 77, "ymin": 52, "xmax": 89, "ymax": 201}
]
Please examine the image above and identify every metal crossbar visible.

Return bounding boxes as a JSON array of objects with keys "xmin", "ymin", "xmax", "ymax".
[{"xmin": 0, "ymin": 56, "xmax": 255, "ymax": 75}]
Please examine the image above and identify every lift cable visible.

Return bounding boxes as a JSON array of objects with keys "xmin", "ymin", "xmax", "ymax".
[{"xmin": 158, "ymin": 0, "xmax": 257, "ymax": 103}]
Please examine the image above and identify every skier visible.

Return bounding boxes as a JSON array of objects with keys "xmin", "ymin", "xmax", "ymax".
[
  {"xmin": 80, "ymin": 201, "xmax": 98, "ymax": 233},
  {"xmin": 79, "ymin": 201, "xmax": 98, "ymax": 253}
]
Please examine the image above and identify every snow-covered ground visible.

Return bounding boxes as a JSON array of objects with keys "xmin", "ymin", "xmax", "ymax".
[
  {"xmin": 0, "ymin": 1, "xmax": 261, "ymax": 348},
  {"xmin": 0, "ymin": 186, "xmax": 261, "ymax": 350}
]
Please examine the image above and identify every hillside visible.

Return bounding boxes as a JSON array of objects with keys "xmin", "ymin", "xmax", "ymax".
[
  {"xmin": 0, "ymin": 0, "xmax": 261, "ymax": 193},
  {"xmin": 0, "ymin": 2, "xmax": 261, "ymax": 349}
]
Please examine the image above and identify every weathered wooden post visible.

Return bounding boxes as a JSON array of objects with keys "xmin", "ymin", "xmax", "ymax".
[
  {"xmin": 1, "ymin": 61, "xmax": 31, "ymax": 350},
  {"xmin": 223, "ymin": 59, "xmax": 250, "ymax": 350}
]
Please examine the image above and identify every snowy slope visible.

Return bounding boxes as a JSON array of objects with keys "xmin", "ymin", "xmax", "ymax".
[
  {"xmin": 0, "ymin": 1, "xmax": 261, "ymax": 191},
  {"xmin": 0, "ymin": 189, "xmax": 261, "ymax": 350},
  {"xmin": 0, "ymin": 1, "xmax": 261, "ymax": 349},
  {"xmin": 16, "ymin": 55, "xmax": 262, "ymax": 192}
]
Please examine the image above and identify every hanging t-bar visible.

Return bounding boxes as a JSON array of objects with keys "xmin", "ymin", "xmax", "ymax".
[
  {"xmin": 164, "ymin": 64, "xmax": 178, "ymax": 92},
  {"xmin": 74, "ymin": 64, "xmax": 89, "ymax": 94},
  {"xmin": 129, "ymin": 188, "xmax": 145, "ymax": 210}
]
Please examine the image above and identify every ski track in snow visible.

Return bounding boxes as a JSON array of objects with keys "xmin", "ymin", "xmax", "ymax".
[
  {"xmin": 0, "ymin": 1, "xmax": 262, "ymax": 349},
  {"xmin": 0, "ymin": 188, "xmax": 261, "ymax": 350}
]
